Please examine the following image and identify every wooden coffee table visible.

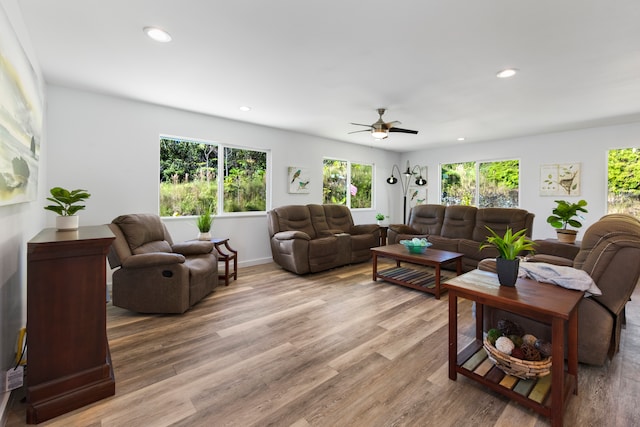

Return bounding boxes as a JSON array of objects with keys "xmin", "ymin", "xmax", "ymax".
[
  {"xmin": 444, "ymin": 269, "xmax": 583, "ymax": 427},
  {"xmin": 371, "ymin": 244, "xmax": 463, "ymax": 299}
]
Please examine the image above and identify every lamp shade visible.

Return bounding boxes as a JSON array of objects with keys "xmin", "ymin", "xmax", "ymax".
[
  {"xmin": 386, "ymin": 175, "xmax": 398, "ymax": 184},
  {"xmin": 415, "ymin": 176, "xmax": 427, "ymax": 186}
]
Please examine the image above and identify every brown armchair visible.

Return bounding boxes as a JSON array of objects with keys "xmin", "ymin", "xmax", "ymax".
[
  {"xmin": 107, "ymin": 214, "xmax": 219, "ymax": 313},
  {"xmin": 481, "ymin": 214, "xmax": 640, "ymax": 365}
]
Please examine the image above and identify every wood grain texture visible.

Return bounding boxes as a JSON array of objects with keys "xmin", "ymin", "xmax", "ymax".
[{"xmin": 6, "ymin": 259, "xmax": 640, "ymax": 426}]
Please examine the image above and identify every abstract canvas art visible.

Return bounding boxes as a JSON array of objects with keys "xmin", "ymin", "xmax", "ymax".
[
  {"xmin": 288, "ymin": 167, "xmax": 310, "ymax": 194},
  {"xmin": 0, "ymin": 4, "xmax": 43, "ymax": 206}
]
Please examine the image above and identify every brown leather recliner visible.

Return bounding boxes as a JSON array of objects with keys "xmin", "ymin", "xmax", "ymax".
[
  {"xmin": 481, "ymin": 213, "xmax": 640, "ymax": 365},
  {"xmin": 107, "ymin": 213, "xmax": 219, "ymax": 313}
]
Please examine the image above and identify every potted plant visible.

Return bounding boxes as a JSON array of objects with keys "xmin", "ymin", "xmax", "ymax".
[
  {"xmin": 44, "ymin": 187, "xmax": 91, "ymax": 231},
  {"xmin": 479, "ymin": 226, "xmax": 535, "ymax": 286},
  {"xmin": 375, "ymin": 213, "xmax": 388, "ymax": 225},
  {"xmin": 546, "ymin": 199, "xmax": 588, "ymax": 244},
  {"xmin": 196, "ymin": 204, "xmax": 214, "ymax": 240}
]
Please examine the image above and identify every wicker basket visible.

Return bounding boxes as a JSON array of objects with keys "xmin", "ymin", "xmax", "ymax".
[{"xmin": 483, "ymin": 338, "xmax": 552, "ymax": 379}]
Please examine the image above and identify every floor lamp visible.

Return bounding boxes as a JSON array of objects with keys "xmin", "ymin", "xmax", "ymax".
[{"xmin": 386, "ymin": 161, "xmax": 427, "ymax": 224}]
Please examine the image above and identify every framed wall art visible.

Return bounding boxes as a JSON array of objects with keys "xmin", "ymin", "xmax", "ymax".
[
  {"xmin": 288, "ymin": 167, "xmax": 310, "ymax": 194},
  {"xmin": 540, "ymin": 163, "xmax": 581, "ymax": 196},
  {"xmin": 0, "ymin": 4, "xmax": 43, "ymax": 206}
]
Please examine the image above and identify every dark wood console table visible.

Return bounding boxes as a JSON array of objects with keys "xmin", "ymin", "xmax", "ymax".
[
  {"xmin": 26, "ymin": 226, "xmax": 115, "ymax": 424},
  {"xmin": 444, "ymin": 269, "xmax": 583, "ymax": 427}
]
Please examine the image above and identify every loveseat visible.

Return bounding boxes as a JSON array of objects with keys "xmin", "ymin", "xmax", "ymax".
[
  {"xmin": 107, "ymin": 213, "xmax": 219, "ymax": 313},
  {"xmin": 480, "ymin": 214, "xmax": 640, "ymax": 365},
  {"xmin": 267, "ymin": 204, "xmax": 380, "ymax": 274},
  {"xmin": 388, "ymin": 204, "xmax": 535, "ymax": 271}
]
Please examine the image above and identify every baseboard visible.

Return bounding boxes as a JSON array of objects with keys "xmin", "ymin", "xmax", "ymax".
[{"xmin": 1, "ymin": 390, "xmax": 10, "ymax": 427}]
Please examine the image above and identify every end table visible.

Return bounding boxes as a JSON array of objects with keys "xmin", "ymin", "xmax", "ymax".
[{"xmin": 211, "ymin": 238, "xmax": 238, "ymax": 286}]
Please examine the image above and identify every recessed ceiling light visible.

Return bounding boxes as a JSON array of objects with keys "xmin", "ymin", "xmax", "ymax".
[
  {"xmin": 457, "ymin": 137, "xmax": 465, "ymax": 141},
  {"xmin": 496, "ymin": 68, "xmax": 518, "ymax": 78},
  {"xmin": 143, "ymin": 27, "xmax": 172, "ymax": 43},
  {"xmin": 239, "ymin": 106, "xmax": 252, "ymax": 112}
]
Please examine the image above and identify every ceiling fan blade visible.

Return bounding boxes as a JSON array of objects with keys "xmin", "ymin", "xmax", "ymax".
[
  {"xmin": 389, "ymin": 127, "xmax": 419, "ymax": 134},
  {"xmin": 350, "ymin": 122, "xmax": 374, "ymax": 128},
  {"xmin": 348, "ymin": 129, "xmax": 371, "ymax": 134}
]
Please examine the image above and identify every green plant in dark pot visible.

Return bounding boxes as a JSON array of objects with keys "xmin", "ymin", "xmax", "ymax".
[
  {"xmin": 44, "ymin": 187, "xmax": 91, "ymax": 230},
  {"xmin": 480, "ymin": 226, "xmax": 535, "ymax": 286},
  {"xmin": 546, "ymin": 199, "xmax": 588, "ymax": 244}
]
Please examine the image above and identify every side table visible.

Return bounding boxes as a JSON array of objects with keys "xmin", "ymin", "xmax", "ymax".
[
  {"xmin": 211, "ymin": 238, "xmax": 238, "ymax": 286},
  {"xmin": 379, "ymin": 226, "xmax": 388, "ymax": 246},
  {"xmin": 444, "ymin": 269, "xmax": 583, "ymax": 427}
]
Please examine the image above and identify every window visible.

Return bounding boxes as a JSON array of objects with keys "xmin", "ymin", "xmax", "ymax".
[
  {"xmin": 159, "ymin": 137, "xmax": 267, "ymax": 216},
  {"xmin": 322, "ymin": 159, "xmax": 373, "ymax": 208},
  {"xmin": 441, "ymin": 159, "xmax": 519, "ymax": 207},
  {"xmin": 608, "ymin": 148, "xmax": 640, "ymax": 216}
]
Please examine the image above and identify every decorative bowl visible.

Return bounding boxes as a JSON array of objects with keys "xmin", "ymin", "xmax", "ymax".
[{"xmin": 399, "ymin": 238, "xmax": 433, "ymax": 254}]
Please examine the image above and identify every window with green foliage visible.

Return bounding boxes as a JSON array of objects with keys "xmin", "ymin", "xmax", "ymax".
[
  {"xmin": 608, "ymin": 148, "xmax": 640, "ymax": 216},
  {"xmin": 441, "ymin": 159, "xmax": 519, "ymax": 207},
  {"xmin": 159, "ymin": 137, "xmax": 267, "ymax": 216},
  {"xmin": 322, "ymin": 159, "xmax": 373, "ymax": 208}
]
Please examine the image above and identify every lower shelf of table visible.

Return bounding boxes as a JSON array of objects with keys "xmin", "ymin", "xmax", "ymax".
[
  {"xmin": 455, "ymin": 339, "xmax": 576, "ymax": 418},
  {"xmin": 376, "ymin": 266, "xmax": 442, "ymax": 295}
]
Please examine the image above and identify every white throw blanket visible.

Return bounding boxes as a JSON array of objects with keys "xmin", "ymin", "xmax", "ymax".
[{"xmin": 518, "ymin": 262, "xmax": 602, "ymax": 296}]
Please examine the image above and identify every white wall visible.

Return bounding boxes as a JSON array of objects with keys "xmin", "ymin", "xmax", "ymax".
[
  {"xmin": 45, "ymin": 86, "xmax": 402, "ymax": 267},
  {"xmin": 0, "ymin": 0, "xmax": 47, "ymax": 386},
  {"xmin": 401, "ymin": 122, "xmax": 640, "ymax": 239}
]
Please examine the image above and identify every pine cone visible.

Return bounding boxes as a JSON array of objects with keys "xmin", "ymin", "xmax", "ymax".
[{"xmin": 497, "ymin": 319, "xmax": 524, "ymax": 337}]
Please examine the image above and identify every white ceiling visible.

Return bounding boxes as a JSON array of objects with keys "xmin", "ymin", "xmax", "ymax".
[{"xmin": 17, "ymin": 0, "xmax": 640, "ymax": 152}]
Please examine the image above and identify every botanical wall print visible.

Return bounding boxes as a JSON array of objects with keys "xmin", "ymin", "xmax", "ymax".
[
  {"xmin": 540, "ymin": 163, "xmax": 581, "ymax": 196},
  {"xmin": 0, "ymin": 4, "xmax": 43, "ymax": 206},
  {"xmin": 288, "ymin": 167, "xmax": 310, "ymax": 193},
  {"xmin": 408, "ymin": 185, "xmax": 427, "ymax": 207}
]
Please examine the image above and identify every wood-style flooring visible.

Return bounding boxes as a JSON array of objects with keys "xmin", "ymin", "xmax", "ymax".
[{"xmin": 6, "ymin": 260, "xmax": 640, "ymax": 426}]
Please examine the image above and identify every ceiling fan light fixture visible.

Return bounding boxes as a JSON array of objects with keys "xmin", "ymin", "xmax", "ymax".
[
  {"xmin": 371, "ymin": 129, "xmax": 388, "ymax": 139},
  {"xmin": 144, "ymin": 26, "xmax": 172, "ymax": 43},
  {"xmin": 496, "ymin": 68, "xmax": 518, "ymax": 78}
]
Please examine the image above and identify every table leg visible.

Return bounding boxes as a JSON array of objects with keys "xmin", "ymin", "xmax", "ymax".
[
  {"xmin": 372, "ymin": 253, "xmax": 378, "ymax": 281},
  {"xmin": 568, "ymin": 307, "xmax": 579, "ymax": 395},
  {"xmin": 551, "ymin": 317, "xmax": 564, "ymax": 427},
  {"xmin": 434, "ymin": 265, "xmax": 441, "ymax": 299},
  {"xmin": 448, "ymin": 291, "xmax": 458, "ymax": 380},
  {"xmin": 475, "ymin": 302, "xmax": 483, "ymax": 341}
]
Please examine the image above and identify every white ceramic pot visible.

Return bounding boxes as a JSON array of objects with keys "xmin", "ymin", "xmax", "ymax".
[
  {"xmin": 197, "ymin": 231, "xmax": 212, "ymax": 241},
  {"xmin": 56, "ymin": 215, "xmax": 79, "ymax": 231}
]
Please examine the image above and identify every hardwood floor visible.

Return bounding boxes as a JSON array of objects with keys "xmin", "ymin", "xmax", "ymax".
[{"xmin": 6, "ymin": 260, "xmax": 640, "ymax": 426}]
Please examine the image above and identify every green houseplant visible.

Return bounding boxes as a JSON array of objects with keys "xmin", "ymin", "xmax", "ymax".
[
  {"xmin": 546, "ymin": 199, "xmax": 588, "ymax": 243},
  {"xmin": 480, "ymin": 227, "xmax": 535, "ymax": 286},
  {"xmin": 196, "ymin": 204, "xmax": 214, "ymax": 240},
  {"xmin": 44, "ymin": 187, "xmax": 91, "ymax": 231}
]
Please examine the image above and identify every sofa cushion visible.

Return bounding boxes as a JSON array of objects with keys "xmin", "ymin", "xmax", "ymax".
[
  {"xmin": 427, "ymin": 235, "xmax": 460, "ymax": 253},
  {"xmin": 472, "ymin": 208, "xmax": 531, "ymax": 242},
  {"xmin": 113, "ymin": 213, "xmax": 167, "ymax": 251},
  {"xmin": 272, "ymin": 205, "xmax": 317, "ymax": 239},
  {"xmin": 441, "ymin": 206, "xmax": 477, "ymax": 239},
  {"xmin": 322, "ymin": 204, "xmax": 354, "ymax": 233},
  {"xmin": 406, "ymin": 204, "xmax": 446, "ymax": 235}
]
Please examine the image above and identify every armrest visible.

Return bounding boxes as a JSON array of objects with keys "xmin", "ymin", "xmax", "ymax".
[
  {"xmin": 388, "ymin": 224, "xmax": 420, "ymax": 235},
  {"xmin": 350, "ymin": 224, "xmax": 379, "ymax": 235},
  {"xmin": 526, "ymin": 254, "xmax": 575, "ymax": 267},
  {"xmin": 121, "ymin": 252, "xmax": 186, "ymax": 268},
  {"xmin": 533, "ymin": 239, "xmax": 580, "ymax": 261},
  {"xmin": 273, "ymin": 230, "xmax": 311, "ymax": 241},
  {"xmin": 172, "ymin": 241, "xmax": 214, "ymax": 255}
]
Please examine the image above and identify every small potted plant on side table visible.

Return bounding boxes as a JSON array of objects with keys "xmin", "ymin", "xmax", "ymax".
[
  {"xmin": 44, "ymin": 187, "xmax": 91, "ymax": 231},
  {"xmin": 375, "ymin": 213, "xmax": 388, "ymax": 225},
  {"xmin": 480, "ymin": 227, "xmax": 535, "ymax": 286},
  {"xmin": 196, "ymin": 204, "xmax": 214, "ymax": 240},
  {"xmin": 546, "ymin": 199, "xmax": 588, "ymax": 244}
]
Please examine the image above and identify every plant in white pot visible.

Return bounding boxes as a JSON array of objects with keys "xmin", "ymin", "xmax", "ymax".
[
  {"xmin": 480, "ymin": 226, "xmax": 535, "ymax": 287},
  {"xmin": 44, "ymin": 187, "xmax": 91, "ymax": 231},
  {"xmin": 196, "ymin": 204, "xmax": 214, "ymax": 240},
  {"xmin": 546, "ymin": 199, "xmax": 588, "ymax": 244}
]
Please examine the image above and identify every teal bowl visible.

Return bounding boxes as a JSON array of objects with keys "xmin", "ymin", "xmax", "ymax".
[{"xmin": 399, "ymin": 240, "xmax": 433, "ymax": 254}]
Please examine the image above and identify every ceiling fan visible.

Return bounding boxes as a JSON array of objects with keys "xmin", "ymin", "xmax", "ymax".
[{"xmin": 349, "ymin": 108, "xmax": 419, "ymax": 139}]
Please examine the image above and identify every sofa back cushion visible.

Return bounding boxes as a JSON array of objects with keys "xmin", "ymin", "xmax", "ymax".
[
  {"xmin": 307, "ymin": 204, "xmax": 331, "ymax": 235},
  {"xmin": 441, "ymin": 205, "xmax": 477, "ymax": 239},
  {"xmin": 112, "ymin": 214, "xmax": 172, "ymax": 254},
  {"xmin": 407, "ymin": 204, "xmax": 446, "ymax": 235},
  {"xmin": 321, "ymin": 204, "xmax": 354, "ymax": 233},
  {"xmin": 472, "ymin": 208, "xmax": 533, "ymax": 242},
  {"xmin": 270, "ymin": 205, "xmax": 317, "ymax": 239}
]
